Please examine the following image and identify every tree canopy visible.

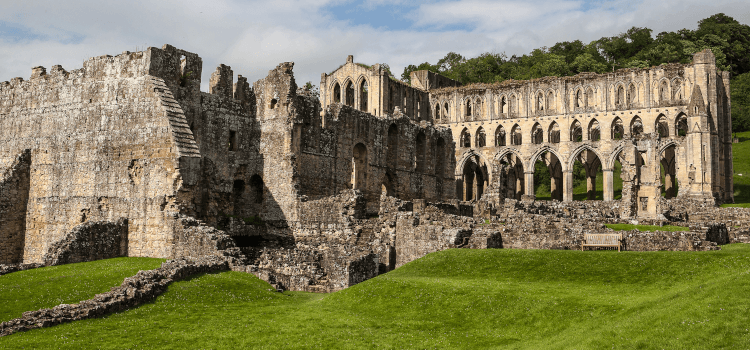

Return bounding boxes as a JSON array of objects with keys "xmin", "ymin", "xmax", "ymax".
[{"xmin": 400, "ymin": 14, "xmax": 750, "ymax": 130}]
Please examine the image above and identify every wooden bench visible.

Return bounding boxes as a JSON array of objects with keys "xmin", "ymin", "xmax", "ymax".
[{"xmin": 582, "ymin": 233, "xmax": 623, "ymax": 252}]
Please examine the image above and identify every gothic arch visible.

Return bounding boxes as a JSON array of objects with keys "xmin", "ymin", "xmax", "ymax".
[
  {"xmin": 611, "ymin": 117, "xmax": 624, "ymax": 140},
  {"xmin": 588, "ymin": 119, "xmax": 601, "ymax": 141},
  {"xmin": 331, "ymin": 80, "xmax": 341, "ymax": 104},
  {"xmin": 675, "ymin": 112, "xmax": 688, "ymax": 137},
  {"xmin": 570, "ymin": 119, "xmax": 583, "ymax": 142},
  {"xmin": 630, "ymin": 115, "xmax": 644, "ymax": 137},
  {"xmin": 656, "ymin": 114, "xmax": 669, "ymax": 138},
  {"xmin": 548, "ymin": 121, "xmax": 561, "ymax": 143},
  {"xmin": 529, "ymin": 146, "xmax": 565, "ymax": 170},
  {"xmin": 475, "ymin": 126, "xmax": 487, "ymax": 147},
  {"xmin": 459, "ymin": 127, "xmax": 471, "ymax": 148},
  {"xmin": 357, "ymin": 76, "xmax": 369, "ymax": 111},
  {"xmin": 531, "ymin": 122, "xmax": 543, "ymax": 144},
  {"xmin": 495, "ymin": 125, "xmax": 506, "ymax": 146},
  {"xmin": 343, "ymin": 78, "xmax": 355, "ymax": 107},
  {"xmin": 566, "ymin": 144, "xmax": 605, "ymax": 173},
  {"xmin": 511, "ymin": 124, "xmax": 522, "ymax": 145}
]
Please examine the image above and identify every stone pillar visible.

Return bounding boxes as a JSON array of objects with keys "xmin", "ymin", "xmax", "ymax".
[
  {"xmin": 563, "ymin": 170, "xmax": 573, "ymax": 202},
  {"xmin": 664, "ymin": 173, "xmax": 674, "ymax": 199},
  {"xmin": 603, "ymin": 169, "xmax": 614, "ymax": 201},
  {"xmin": 587, "ymin": 174, "xmax": 597, "ymax": 200},
  {"xmin": 525, "ymin": 172, "xmax": 535, "ymax": 200}
]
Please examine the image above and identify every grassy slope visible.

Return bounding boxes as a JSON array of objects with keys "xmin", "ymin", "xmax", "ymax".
[
  {"xmin": 724, "ymin": 130, "xmax": 750, "ymax": 207},
  {"xmin": 3, "ymin": 247, "xmax": 750, "ymax": 349},
  {"xmin": 0, "ymin": 257, "xmax": 164, "ymax": 323}
]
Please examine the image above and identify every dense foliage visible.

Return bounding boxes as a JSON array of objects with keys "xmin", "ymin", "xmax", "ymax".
[{"xmin": 401, "ymin": 14, "xmax": 750, "ymax": 131}]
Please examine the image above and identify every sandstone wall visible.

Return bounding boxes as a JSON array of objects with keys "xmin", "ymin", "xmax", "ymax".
[{"xmin": 42, "ymin": 219, "xmax": 129, "ymax": 266}]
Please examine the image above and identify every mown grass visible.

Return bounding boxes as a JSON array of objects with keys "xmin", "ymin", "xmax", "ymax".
[
  {"xmin": 724, "ymin": 130, "xmax": 750, "ymax": 208},
  {"xmin": 605, "ymin": 223, "xmax": 690, "ymax": 232},
  {"xmin": 0, "ymin": 257, "xmax": 164, "ymax": 323},
  {"xmin": 3, "ymin": 247, "xmax": 750, "ymax": 349}
]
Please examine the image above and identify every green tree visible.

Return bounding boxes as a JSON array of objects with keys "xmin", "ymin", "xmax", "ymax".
[{"xmin": 731, "ymin": 72, "xmax": 750, "ymax": 132}]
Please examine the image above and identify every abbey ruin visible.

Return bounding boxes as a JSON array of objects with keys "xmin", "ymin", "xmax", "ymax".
[{"xmin": 1, "ymin": 45, "xmax": 748, "ymax": 293}]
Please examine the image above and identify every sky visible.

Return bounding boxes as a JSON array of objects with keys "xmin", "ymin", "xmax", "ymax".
[{"xmin": 0, "ymin": 0, "xmax": 748, "ymax": 91}]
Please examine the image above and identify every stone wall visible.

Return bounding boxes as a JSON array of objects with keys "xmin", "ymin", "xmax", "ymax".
[
  {"xmin": 0, "ymin": 150, "xmax": 31, "ymax": 264},
  {"xmin": 42, "ymin": 219, "xmax": 129, "ymax": 266}
]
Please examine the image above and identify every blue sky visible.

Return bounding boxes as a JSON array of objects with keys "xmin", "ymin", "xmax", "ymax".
[{"xmin": 0, "ymin": 0, "xmax": 748, "ymax": 88}]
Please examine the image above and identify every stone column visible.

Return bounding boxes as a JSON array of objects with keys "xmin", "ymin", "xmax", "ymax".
[
  {"xmin": 563, "ymin": 170, "xmax": 574, "ymax": 202},
  {"xmin": 664, "ymin": 173, "xmax": 674, "ymax": 199},
  {"xmin": 587, "ymin": 174, "xmax": 597, "ymax": 200},
  {"xmin": 525, "ymin": 172, "xmax": 535, "ymax": 200},
  {"xmin": 603, "ymin": 169, "xmax": 614, "ymax": 201}
]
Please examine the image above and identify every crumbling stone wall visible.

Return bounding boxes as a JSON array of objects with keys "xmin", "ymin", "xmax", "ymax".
[
  {"xmin": 42, "ymin": 219, "xmax": 129, "ymax": 266},
  {"xmin": 0, "ymin": 150, "xmax": 31, "ymax": 264}
]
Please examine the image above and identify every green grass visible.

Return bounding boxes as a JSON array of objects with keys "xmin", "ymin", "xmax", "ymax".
[
  {"xmin": 724, "ymin": 130, "xmax": 750, "ymax": 208},
  {"xmin": 3, "ymin": 247, "xmax": 750, "ymax": 349},
  {"xmin": 605, "ymin": 223, "xmax": 690, "ymax": 232},
  {"xmin": 0, "ymin": 257, "xmax": 164, "ymax": 323}
]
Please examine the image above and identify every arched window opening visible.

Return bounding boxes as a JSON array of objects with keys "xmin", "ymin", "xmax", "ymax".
[
  {"xmin": 570, "ymin": 120, "xmax": 582, "ymax": 142},
  {"xmin": 548, "ymin": 122, "xmax": 560, "ymax": 143},
  {"xmin": 387, "ymin": 124, "xmax": 398, "ymax": 168},
  {"xmin": 475, "ymin": 97, "xmax": 483, "ymax": 120},
  {"xmin": 546, "ymin": 91, "xmax": 555, "ymax": 112},
  {"xmin": 531, "ymin": 123, "xmax": 543, "ymax": 144},
  {"xmin": 475, "ymin": 127, "xmax": 486, "ymax": 148},
  {"xmin": 673, "ymin": 79, "xmax": 683, "ymax": 100},
  {"xmin": 345, "ymin": 81, "xmax": 354, "ymax": 107},
  {"xmin": 612, "ymin": 118, "xmax": 624, "ymax": 140},
  {"xmin": 460, "ymin": 128, "xmax": 471, "ymax": 148},
  {"xmin": 617, "ymin": 85, "xmax": 625, "ymax": 106},
  {"xmin": 443, "ymin": 103, "xmax": 449, "ymax": 122},
  {"xmin": 589, "ymin": 119, "xmax": 601, "ymax": 142},
  {"xmin": 333, "ymin": 83, "xmax": 341, "ymax": 104},
  {"xmin": 656, "ymin": 115, "xmax": 669, "ymax": 138},
  {"xmin": 575, "ymin": 90, "xmax": 583, "ymax": 108},
  {"xmin": 417, "ymin": 95, "xmax": 422, "ymax": 120},
  {"xmin": 537, "ymin": 92, "xmax": 544, "ymax": 112},
  {"xmin": 359, "ymin": 80, "xmax": 368, "ymax": 111},
  {"xmin": 461, "ymin": 159, "xmax": 487, "ymax": 201},
  {"xmin": 631, "ymin": 117, "xmax": 644, "ymax": 138},
  {"xmin": 659, "ymin": 80, "xmax": 668, "ymax": 102},
  {"xmin": 660, "ymin": 145, "xmax": 678, "ymax": 199},
  {"xmin": 676, "ymin": 114, "xmax": 688, "ymax": 137},
  {"xmin": 498, "ymin": 153, "xmax": 525, "ymax": 200},
  {"xmin": 352, "ymin": 143, "xmax": 368, "ymax": 190},
  {"xmin": 511, "ymin": 125, "xmax": 522, "ymax": 145},
  {"xmin": 270, "ymin": 99, "xmax": 277, "ymax": 109},
  {"xmin": 434, "ymin": 104, "xmax": 440, "ymax": 122},
  {"xmin": 415, "ymin": 132, "xmax": 426, "ymax": 173},
  {"xmin": 586, "ymin": 88, "xmax": 594, "ymax": 107},
  {"xmin": 465, "ymin": 99, "xmax": 472, "ymax": 118},
  {"xmin": 629, "ymin": 84, "xmax": 636, "ymax": 106},
  {"xmin": 495, "ymin": 126, "xmax": 506, "ymax": 147},
  {"xmin": 501, "ymin": 96, "xmax": 507, "ymax": 114},
  {"xmin": 510, "ymin": 95, "xmax": 517, "ymax": 116}
]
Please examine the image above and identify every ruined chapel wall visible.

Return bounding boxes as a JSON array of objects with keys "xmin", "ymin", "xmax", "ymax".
[{"xmin": 0, "ymin": 51, "xmax": 189, "ymax": 263}]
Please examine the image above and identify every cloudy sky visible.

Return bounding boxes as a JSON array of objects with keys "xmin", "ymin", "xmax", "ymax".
[{"xmin": 0, "ymin": 0, "xmax": 748, "ymax": 90}]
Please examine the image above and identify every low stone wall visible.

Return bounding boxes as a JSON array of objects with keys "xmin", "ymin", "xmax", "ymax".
[
  {"xmin": 0, "ymin": 263, "xmax": 44, "ymax": 277},
  {"xmin": 622, "ymin": 230, "xmax": 719, "ymax": 251},
  {"xmin": 42, "ymin": 219, "xmax": 129, "ymax": 266},
  {"xmin": 172, "ymin": 217, "xmax": 238, "ymax": 259},
  {"xmin": 467, "ymin": 228, "xmax": 504, "ymax": 249},
  {"xmin": 0, "ymin": 255, "xmax": 232, "ymax": 337}
]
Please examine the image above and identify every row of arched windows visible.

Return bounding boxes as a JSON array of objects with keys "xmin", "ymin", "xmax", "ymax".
[
  {"xmin": 332, "ymin": 78, "xmax": 368, "ymax": 111},
  {"xmin": 457, "ymin": 113, "xmax": 689, "ymax": 148}
]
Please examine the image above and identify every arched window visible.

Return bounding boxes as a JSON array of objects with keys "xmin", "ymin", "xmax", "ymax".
[
  {"xmin": 509, "ymin": 95, "xmax": 517, "ymax": 116},
  {"xmin": 475, "ymin": 97, "xmax": 483, "ymax": 120},
  {"xmin": 495, "ymin": 125, "xmax": 506, "ymax": 146},
  {"xmin": 612, "ymin": 118, "xmax": 624, "ymax": 140},
  {"xmin": 443, "ymin": 102, "xmax": 449, "ymax": 122},
  {"xmin": 531, "ymin": 123, "xmax": 543, "ymax": 144},
  {"xmin": 617, "ymin": 85, "xmax": 625, "ymax": 106},
  {"xmin": 586, "ymin": 88, "xmax": 594, "ymax": 107},
  {"xmin": 659, "ymin": 80, "xmax": 669, "ymax": 102},
  {"xmin": 546, "ymin": 91, "xmax": 555, "ymax": 112},
  {"xmin": 345, "ymin": 81, "xmax": 354, "ymax": 107},
  {"xmin": 359, "ymin": 79, "xmax": 368, "ymax": 111},
  {"xmin": 570, "ymin": 120, "xmax": 582, "ymax": 142},
  {"xmin": 333, "ymin": 82, "xmax": 341, "ymax": 103},
  {"xmin": 629, "ymin": 84, "xmax": 636, "ymax": 105},
  {"xmin": 676, "ymin": 113, "xmax": 688, "ymax": 137},
  {"xmin": 500, "ymin": 96, "xmax": 507, "ymax": 114},
  {"xmin": 460, "ymin": 128, "xmax": 471, "ymax": 148},
  {"xmin": 673, "ymin": 79, "xmax": 683, "ymax": 100},
  {"xmin": 536, "ymin": 92, "xmax": 544, "ymax": 112},
  {"xmin": 465, "ymin": 99, "xmax": 472, "ymax": 118},
  {"xmin": 656, "ymin": 115, "xmax": 669, "ymax": 138},
  {"xmin": 548, "ymin": 122, "xmax": 560, "ymax": 143},
  {"xmin": 434, "ymin": 104, "xmax": 440, "ymax": 121},
  {"xmin": 632, "ymin": 117, "xmax": 645, "ymax": 137},
  {"xmin": 588, "ymin": 119, "xmax": 600, "ymax": 141},
  {"xmin": 575, "ymin": 89, "xmax": 583, "ymax": 108},
  {"xmin": 511, "ymin": 124, "xmax": 522, "ymax": 145},
  {"xmin": 475, "ymin": 127, "xmax": 486, "ymax": 147}
]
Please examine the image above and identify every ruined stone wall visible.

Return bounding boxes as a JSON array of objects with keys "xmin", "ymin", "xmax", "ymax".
[
  {"xmin": 42, "ymin": 219, "xmax": 129, "ymax": 266},
  {"xmin": 0, "ymin": 150, "xmax": 31, "ymax": 264},
  {"xmin": 297, "ymin": 103, "xmax": 456, "ymax": 214},
  {"xmin": 0, "ymin": 49, "xmax": 199, "ymax": 263}
]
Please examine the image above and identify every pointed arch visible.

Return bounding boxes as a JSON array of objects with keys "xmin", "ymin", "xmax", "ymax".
[
  {"xmin": 511, "ymin": 124, "xmax": 522, "ymax": 145},
  {"xmin": 443, "ymin": 102, "xmax": 450, "ymax": 122},
  {"xmin": 475, "ymin": 96, "xmax": 483, "ymax": 120},
  {"xmin": 588, "ymin": 119, "xmax": 601, "ymax": 141},
  {"xmin": 575, "ymin": 88, "xmax": 584, "ymax": 108},
  {"xmin": 616, "ymin": 84, "xmax": 625, "ymax": 106},
  {"xmin": 586, "ymin": 87, "xmax": 595, "ymax": 107},
  {"xmin": 536, "ymin": 91, "xmax": 545, "ymax": 112},
  {"xmin": 570, "ymin": 119, "xmax": 582, "ymax": 142},
  {"xmin": 333, "ymin": 81, "xmax": 341, "ymax": 104},
  {"xmin": 672, "ymin": 78, "xmax": 684, "ymax": 100},
  {"xmin": 509, "ymin": 94, "xmax": 517, "ymax": 116},
  {"xmin": 611, "ymin": 117, "xmax": 624, "ymax": 140},
  {"xmin": 500, "ymin": 95, "xmax": 508, "ymax": 114},
  {"xmin": 433, "ymin": 103, "xmax": 440, "ymax": 121},
  {"xmin": 531, "ymin": 122, "xmax": 543, "ymax": 144},
  {"xmin": 345, "ymin": 80, "xmax": 354, "ymax": 107},
  {"xmin": 659, "ymin": 79, "xmax": 669, "ymax": 103},
  {"xmin": 548, "ymin": 121, "xmax": 560, "ymax": 143},
  {"xmin": 628, "ymin": 83, "xmax": 637, "ymax": 106},
  {"xmin": 675, "ymin": 112, "xmax": 688, "ymax": 137},
  {"xmin": 546, "ymin": 90, "xmax": 555, "ymax": 112},
  {"xmin": 459, "ymin": 127, "xmax": 471, "ymax": 148},
  {"xmin": 475, "ymin": 127, "xmax": 486, "ymax": 148},
  {"xmin": 358, "ymin": 77, "xmax": 368, "ymax": 111},
  {"xmin": 656, "ymin": 114, "xmax": 669, "ymax": 138},
  {"xmin": 495, "ymin": 125, "xmax": 506, "ymax": 146}
]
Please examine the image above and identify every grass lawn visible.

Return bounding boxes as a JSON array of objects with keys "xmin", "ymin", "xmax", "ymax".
[
  {"xmin": 0, "ymin": 257, "xmax": 164, "ymax": 323},
  {"xmin": 2, "ymin": 247, "xmax": 750, "ymax": 349},
  {"xmin": 605, "ymin": 223, "xmax": 690, "ymax": 232},
  {"xmin": 724, "ymin": 130, "xmax": 750, "ymax": 208}
]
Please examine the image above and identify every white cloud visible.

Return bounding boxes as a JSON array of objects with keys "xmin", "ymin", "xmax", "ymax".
[{"xmin": 0, "ymin": 0, "xmax": 748, "ymax": 90}]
